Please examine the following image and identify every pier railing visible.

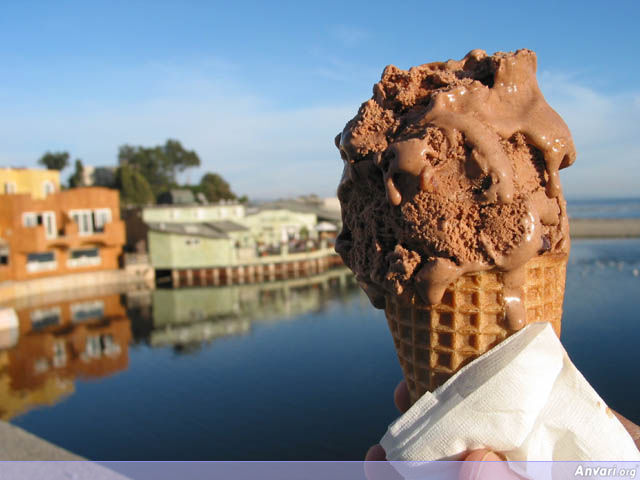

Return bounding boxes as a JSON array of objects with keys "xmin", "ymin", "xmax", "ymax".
[{"xmin": 158, "ymin": 247, "xmax": 344, "ymax": 288}]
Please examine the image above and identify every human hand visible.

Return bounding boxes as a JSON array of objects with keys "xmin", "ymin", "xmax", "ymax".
[
  {"xmin": 364, "ymin": 380, "xmax": 640, "ymax": 479},
  {"xmin": 364, "ymin": 380, "xmax": 411, "ymax": 462},
  {"xmin": 364, "ymin": 380, "xmax": 522, "ymax": 479},
  {"xmin": 613, "ymin": 411, "xmax": 640, "ymax": 450}
]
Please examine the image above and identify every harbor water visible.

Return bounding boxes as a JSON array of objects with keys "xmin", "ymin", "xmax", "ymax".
[{"xmin": 1, "ymin": 238, "xmax": 639, "ymax": 460}]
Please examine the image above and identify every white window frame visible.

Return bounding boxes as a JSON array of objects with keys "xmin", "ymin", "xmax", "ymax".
[
  {"xmin": 22, "ymin": 212, "xmax": 38, "ymax": 228},
  {"xmin": 34, "ymin": 358, "xmax": 49, "ymax": 374},
  {"xmin": 23, "ymin": 212, "xmax": 56, "ymax": 238},
  {"xmin": 4, "ymin": 182, "xmax": 16, "ymax": 194},
  {"xmin": 67, "ymin": 247, "xmax": 101, "ymax": 268},
  {"xmin": 43, "ymin": 180, "xmax": 55, "ymax": 197},
  {"xmin": 30, "ymin": 307, "xmax": 61, "ymax": 329},
  {"xmin": 102, "ymin": 334, "xmax": 121, "ymax": 356},
  {"xmin": 71, "ymin": 300, "xmax": 105, "ymax": 322},
  {"xmin": 85, "ymin": 335, "xmax": 102, "ymax": 358},
  {"xmin": 52, "ymin": 340, "xmax": 67, "ymax": 368},
  {"xmin": 43, "ymin": 211, "xmax": 57, "ymax": 239},
  {"xmin": 26, "ymin": 251, "xmax": 57, "ymax": 273},
  {"xmin": 69, "ymin": 209, "xmax": 93, "ymax": 236},
  {"xmin": 93, "ymin": 208, "xmax": 112, "ymax": 232}
]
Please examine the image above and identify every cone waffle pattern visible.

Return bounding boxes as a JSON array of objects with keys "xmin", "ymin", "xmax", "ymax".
[{"xmin": 384, "ymin": 254, "xmax": 567, "ymax": 403}]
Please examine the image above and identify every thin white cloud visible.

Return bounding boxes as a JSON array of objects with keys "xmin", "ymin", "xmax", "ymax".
[
  {"xmin": 314, "ymin": 66, "xmax": 353, "ymax": 83},
  {"xmin": 308, "ymin": 48, "xmax": 381, "ymax": 85},
  {"xmin": 329, "ymin": 25, "xmax": 369, "ymax": 47},
  {"xmin": 0, "ymin": 70, "xmax": 354, "ymax": 199},
  {"xmin": 539, "ymin": 71, "xmax": 640, "ymax": 198},
  {"xmin": 1, "ymin": 64, "xmax": 637, "ymax": 200}
]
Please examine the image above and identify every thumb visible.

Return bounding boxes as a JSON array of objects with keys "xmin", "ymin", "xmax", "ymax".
[
  {"xmin": 459, "ymin": 449, "xmax": 521, "ymax": 480},
  {"xmin": 463, "ymin": 449, "xmax": 504, "ymax": 462}
]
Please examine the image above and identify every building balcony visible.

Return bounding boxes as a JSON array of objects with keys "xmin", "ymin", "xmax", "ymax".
[{"xmin": 10, "ymin": 220, "xmax": 126, "ymax": 253}]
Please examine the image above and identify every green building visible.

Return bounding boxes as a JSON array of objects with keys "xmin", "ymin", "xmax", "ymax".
[
  {"xmin": 142, "ymin": 199, "xmax": 335, "ymax": 270},
  {"xmin": 147, "ymin": 222, "xmax": 253, "ymax": 269},
  {"xmin": 143, "ymin": 202, "xmax": 246, "ymax": 225},
  {"xmin": 241, "ymin": 207, "xmax": 318, "ymax": 246}
]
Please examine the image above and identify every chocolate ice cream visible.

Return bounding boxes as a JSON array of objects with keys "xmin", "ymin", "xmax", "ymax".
[{"xmin": 335, "ymin": 49, "xmax": 576, "ymax": 331}]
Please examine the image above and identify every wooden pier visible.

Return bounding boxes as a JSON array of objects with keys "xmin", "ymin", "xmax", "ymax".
[{"xmin": 159, "ymin": 252, "xmax": 344, "ymax": 288}]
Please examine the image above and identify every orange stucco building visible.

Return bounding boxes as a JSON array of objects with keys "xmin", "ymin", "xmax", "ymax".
[
  {"xmin": 0, "ymin": 167, "xmax": 60, "ymax": 199},
  {"xmin": 0, "ymin": 187, "xmax": 125, "ymax": 282}
]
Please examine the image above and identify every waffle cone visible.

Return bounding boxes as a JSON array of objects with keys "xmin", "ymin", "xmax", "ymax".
[{"xmin": 384, "ymin": 253, "xmax": 567, "ymax": 404}]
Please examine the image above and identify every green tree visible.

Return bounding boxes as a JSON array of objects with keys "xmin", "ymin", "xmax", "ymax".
[
  {"xmin": 115, "ymin": 165, "xmax": 154, "ymax": 206},
  {"xmin": 39, "ymin": 151, "xmax": 70, "ymax": 171},
  {"xmin": 118, "ymin": 144, "xmax": 168, "ymax": 194},
  {"xmin": 200, "ymin": 173, "xmax": 236, "ymax": 202},
  {"xmin": 68, "ymin": 159, "xmax": 84, "ymax": 188},
  {"xmin": 117, "ymin": 139, "xmax": 201, "ymax": 195},
  {"xmin": 117, "ymin": 145, "xmax": 137, "ymax": 166},
  {"xmin": 164, "ymin": 139, "xmax": 200, "ymax": 180}
]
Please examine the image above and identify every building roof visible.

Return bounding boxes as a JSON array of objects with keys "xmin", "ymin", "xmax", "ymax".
[
  {"xmin": 205, "ymin": 220, "xmax": 249, "ymax": 233},
  {"xmin": 147, "ymin": 222, "xmax": 229, "ymax": 239},
  {"xmin": 157, "ymin": 189, "xmax": 196, "ymax": 205},
  {"xmin": 250, "ymin": 200, "xmax": 341, "ymax": 222},
  {"xmin": 142, "ymin": 199, "xmax": 243, "ymax": 209}
]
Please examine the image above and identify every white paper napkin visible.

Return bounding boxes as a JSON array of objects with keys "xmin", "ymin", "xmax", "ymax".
[{"xmin": 380, "ymin": 322, "xmax": 640, "ymax": 461}]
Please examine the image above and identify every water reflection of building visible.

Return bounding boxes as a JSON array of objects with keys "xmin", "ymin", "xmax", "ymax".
[
  {"xmin": 0, "ymin": 292, "xmax": 131, "ymax": 420},
  {"xmin": 130, "ymin": 268, "xmax": 357, "ymax": 350}
]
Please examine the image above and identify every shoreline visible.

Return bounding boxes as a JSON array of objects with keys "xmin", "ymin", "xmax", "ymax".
[
  {"xmin": 569, "ymin": 218, "xmax": 640, "ymax": 238},
  {"xmin": 0, "ymin": 218, "xmax": 637, "ymax": 305}
]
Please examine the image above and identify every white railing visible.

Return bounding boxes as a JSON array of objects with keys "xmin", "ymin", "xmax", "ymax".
[
  {"xmin": 67, "ymin": 256, "xmax": 101, "ymax": 268},
  {"xmin": 26, "ymin": 260, "xmax": 58, "ymax": 273}
]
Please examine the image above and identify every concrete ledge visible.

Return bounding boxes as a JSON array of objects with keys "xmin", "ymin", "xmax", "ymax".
[
  {"xmin": 0, "ymin": 269, "xmax": 151, "ymax": 305},
  {"xmin": 0, "ymin": 421, "xmax": 82, "ymax": 460},
  {"xmin": 0, "ymin": 423, "xmax": 133, "ymax": 478}
]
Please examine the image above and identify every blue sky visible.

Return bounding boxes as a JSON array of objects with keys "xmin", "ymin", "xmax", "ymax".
[{"xmin": 1, "ymin": 0, "xmax": 638, "ymax": 199}]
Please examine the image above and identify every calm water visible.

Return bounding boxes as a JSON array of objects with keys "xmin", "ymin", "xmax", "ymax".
[{"xmin": 2, "ymin": 239, "xmax": 640, "ymax": 460}]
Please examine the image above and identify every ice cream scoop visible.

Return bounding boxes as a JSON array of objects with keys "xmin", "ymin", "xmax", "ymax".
[{"xmin": 335, "ymin": 49, "xmax": 576, "ymax": 402}]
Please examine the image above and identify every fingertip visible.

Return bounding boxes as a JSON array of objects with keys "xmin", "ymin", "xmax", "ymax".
[
  {"xmin": 365, "ymin": 444, "xmax": 386, "ymax": 461},
  {"xmin": 365, "ymin": 444, "xmax": 403, "ymax": 480},
  {"xmin": 394, "ymin": 380, "xmax": 411, "ymax": 413},
  {"xmin": 463, "ymin": 449, "xmax": 502, "ymax": 462},
  {"xmin": 460, "ymin": 450, "xmax": 512, "ymax": 480}
]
